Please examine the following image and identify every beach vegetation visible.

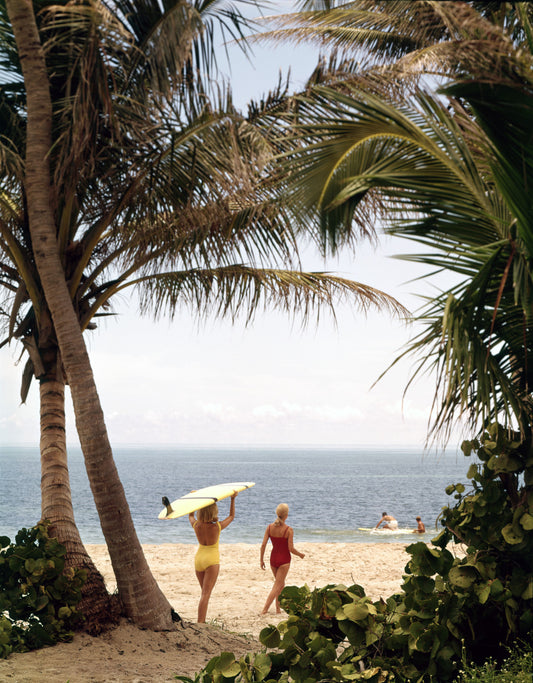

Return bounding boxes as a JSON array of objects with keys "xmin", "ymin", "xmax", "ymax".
[
  {"xmin": 454, "ymin": 640, "xmax": 532, "ymax": 683},
  {"xmin": 0, "ymin": 521, "xmax": 85, "ymax": 659},
  {"xmin": 0, "ymin": 0, "xmax": 405, "ymax": 633}
]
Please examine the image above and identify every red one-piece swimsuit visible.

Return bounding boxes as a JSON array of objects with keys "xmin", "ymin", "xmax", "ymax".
[{"xmin": 269, "ymin": 524, "xmax": 291, "ymax": 568}]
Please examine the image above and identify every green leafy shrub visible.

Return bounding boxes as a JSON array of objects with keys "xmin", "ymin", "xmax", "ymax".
[
  {"xmin": 0, "ymin": 520, "xmax": 86, "ymax": 658},
  {"xmin": 179, "ymin": 424, "xmax": 532, "ymax": 682},
  {"xmin": 433, "ymin": 424, "xmax": 533, "ymax": 663}
]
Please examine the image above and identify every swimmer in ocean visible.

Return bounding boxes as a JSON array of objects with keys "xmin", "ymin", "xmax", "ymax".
[{"xmin": 375, "ymin": 511, "xmax": 399, "ymax": 530}]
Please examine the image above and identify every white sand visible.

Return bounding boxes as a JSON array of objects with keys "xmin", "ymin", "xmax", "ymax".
[
  {"xmin": 0, "ymin": 541, "xmax": 426, "ymax": 682},
  {"xmin": 128, "ymin": 542, "xmax": 413, "ymax": 634}
]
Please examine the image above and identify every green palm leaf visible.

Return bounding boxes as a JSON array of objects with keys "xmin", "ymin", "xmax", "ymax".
[
  {"xmin": 277, "ymin": 58, "xmax": 533, "ymax": 440},
  {"xmin": 115, "ymin": 264, "xmax": 407, "ymax": 324}
]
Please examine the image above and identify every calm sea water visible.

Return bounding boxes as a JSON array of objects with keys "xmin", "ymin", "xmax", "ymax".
[{"xmin": 0, "ymin": 445, "xmax": 469, "ymax": 545}]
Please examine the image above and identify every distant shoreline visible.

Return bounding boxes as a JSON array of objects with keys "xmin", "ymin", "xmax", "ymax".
[{"xmin": 1, "ymin": 442, "xmax": 426, "ymax": 449}]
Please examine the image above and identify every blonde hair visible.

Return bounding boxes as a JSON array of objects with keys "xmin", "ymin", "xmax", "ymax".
[
  {"xmin": 274, "ymin": 503, "xmax": 289, "ymax": 526},
  {"xmin": 198, "ymin": 503, "xmax": 218, "ymax": 523}
]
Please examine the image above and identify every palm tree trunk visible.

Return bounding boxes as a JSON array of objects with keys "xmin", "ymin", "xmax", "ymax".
[
  {"xmin": 7, "ymin": 0, "xmax": 174, "ymax": 630},
  {"xmin": 40, "ymin": 374, "xmax": 120, "ymax": 631}
]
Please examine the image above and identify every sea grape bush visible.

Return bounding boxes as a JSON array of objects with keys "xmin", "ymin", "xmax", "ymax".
[
  {"xmin": 0, "ymin": 520, "xmax": 85, "ymax": 658},
  {"xmin": 179, "ymin": 424, "xmax": 533, "ymax": 682},
  {"xmin": 432, "ymin": 424, "xmax": 533, "ymax": 664}
]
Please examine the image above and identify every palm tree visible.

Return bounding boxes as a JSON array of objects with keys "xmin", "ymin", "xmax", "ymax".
[
  {"xmin": 2, "ymin": 0, "xmax": 405, "ymax": 629},
  {"xmin": 267, "ymin": 1, "xmax": 533, "ymax": 446},
  {"xmin": 291, "ymin": 85, "xmax": 533, "ymax": 440}
]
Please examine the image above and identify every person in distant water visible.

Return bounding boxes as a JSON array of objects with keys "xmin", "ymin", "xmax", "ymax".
[
  {"xmin": 188, "ymin": 492, "xmax": 237, "ymax": 623},
  {"xmin": 413, "ymin": 516, "xmax": 426, "ymax": 533},
  {"xmin": 375, "ymin": 511, "xmax": 399, "ymax": 530},
  {"xmin": 260, "ymin": 503, "xmax": 305, "ymax": 615}
]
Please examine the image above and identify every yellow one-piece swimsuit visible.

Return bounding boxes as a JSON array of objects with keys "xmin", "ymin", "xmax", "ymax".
[{"xmin": 194, "ymin": 521, "xmax": 221, "ymax": 572}]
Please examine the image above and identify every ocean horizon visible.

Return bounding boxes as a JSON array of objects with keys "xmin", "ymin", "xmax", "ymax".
[{"xmin": 1, "ymin": 444, "xmax": 469, "ymax": 545}]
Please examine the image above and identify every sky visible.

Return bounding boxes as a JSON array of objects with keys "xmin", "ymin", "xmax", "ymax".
[{"xmin": 0, "ymin": 2, "xmax": 464, "ymax": 450}]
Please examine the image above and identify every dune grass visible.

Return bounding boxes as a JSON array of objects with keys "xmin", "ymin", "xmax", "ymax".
[{"xmin": 455, "ymin": 642, "xmax": 532, "ymax": 683}]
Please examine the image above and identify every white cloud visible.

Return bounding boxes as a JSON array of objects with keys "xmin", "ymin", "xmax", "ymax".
[
  {"xmin": 383, "ymin": 399, "xmax": 433, "ymax": 420},
  {"xmin": 252, "ymin": 402, "xmax": 365, "ymax": 422},
  {"xmin": 252, "ymin": 404, "xmax": 286, "ymax": 419}
]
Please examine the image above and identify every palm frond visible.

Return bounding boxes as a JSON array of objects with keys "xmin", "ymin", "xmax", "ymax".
[
  {"xmin": 444, "ymin": 80, "xmax": 533, "ymax": 257},
  {"xmin": 132, "ymin": 264, "xmax": 408, "ymax": 325},
  {"xmin": 256, "ymin": 1, "xmax": 446, "ymax": 62},
  {"xmin": 280, "ymin": 84, "xmax": 503, "ymax": 254},
  {"xmin": 0, "ymin": 0, "xmax": 407, "ymax": 402},
  {"xmin": 257, "ymin": 1, "xmax": 533, "ymax": 85}
]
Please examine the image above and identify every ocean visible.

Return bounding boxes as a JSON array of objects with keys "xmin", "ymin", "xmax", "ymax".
[{"xmin": 0, "ymin": 445, "xmax": 469, "ymax": 546}]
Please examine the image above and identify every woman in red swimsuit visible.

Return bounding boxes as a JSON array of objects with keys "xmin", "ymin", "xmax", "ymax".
[{"xmin": 260, "ymin": 503, "xmax": 305, "ymax": 614}]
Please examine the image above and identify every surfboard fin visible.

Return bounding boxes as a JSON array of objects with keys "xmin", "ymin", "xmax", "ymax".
[{"xmin": 162, "ymin": 496, "xmax": 173, "ymax": 516}]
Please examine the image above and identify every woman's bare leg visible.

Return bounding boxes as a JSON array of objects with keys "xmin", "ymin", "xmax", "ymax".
[
  {"xmin": 196, "ymin": 564, "xmax": 220, "ymax": 623},
  {"xmin": 261, "ymin": 563, "xmax": 290, "ymax": 614}
]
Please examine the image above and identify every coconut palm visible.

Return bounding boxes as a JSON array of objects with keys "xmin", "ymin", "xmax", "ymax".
[
  {"xmin": 4, "ymin": 0, "xmax": 174, "ymax": 630},
  {"xmin": 295, "ymin": 84, "xmax": 533, "ymax": 441},
  {"xmin": 268, "ymin": 1, "xmax": 533, "ymax": 445},
  {"xmin": 2, "ymin": 0, "xmax": 405, "ymax": 629}
]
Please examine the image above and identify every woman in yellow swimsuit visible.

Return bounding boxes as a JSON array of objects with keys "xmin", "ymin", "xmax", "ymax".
[{"xmin": 189, "ymin": 492, "xmax": 237, "ymax": 622}]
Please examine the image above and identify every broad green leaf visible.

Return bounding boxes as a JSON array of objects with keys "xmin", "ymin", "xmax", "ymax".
[
  {"xmin": 521, "ymin": 580, "xmax": 533, "ymax": 600},
  {"xmin": 448, "ymin": 565, "xmax": 478, "ymax": 589},
  {"xmin": 338, "ymin": 619, "xmax": 365, "ymax": 646},
  {"xmin": 251, "ymin": 652, "xmax": 271, "ymax": 681},
  {"xmin": 466, "ymin": 464, "xmax": 478, "ymax": 479},
  {"xmin": 415, "ymin": 630, "xmax": 435, "ymax": 652},
  {"xmin": 489, "ymin": 579, "xmax": 506, "ymax": 597},
  {"xmin": 445, "ymin": 619, "xmax": 461, "ymax": 640},
  {"xmin": 35, "ymin": 594, "xmax": 49, "ymax": 611},
  {"xmin": 501, "ymin": 524, "xmax": 524, "ymax": 545},
  {"xmin": 58, "ymin": 606, "xmax": 72, "ymax": 619},
  {"xmin": 409, "ymin": 622, "xmax": 424, "ymax": 638},
  {"xmin": 215, "ymin": 652, "xmax": 241, "ymax": 677},
  {"xmin": 341, "ymin": 601, "xmax": 376, "ymax": 622},
  {"xmin": 24, "ymin": 558, "xmax": 36, "ymax": 574},
  {"xmin": 519, "ymin": 512, "xmax": 533, "ymax": 530},
  {"xmin": 259, "ymin": 625, "xmax": 280, "ymax": 649},
  {"xmin": 474, "ymin": 583, "xmax": 491, "ymax": 604},
  {"xmin": 365, "ymin": 629, "xmax": 379, "ymax": 646}
]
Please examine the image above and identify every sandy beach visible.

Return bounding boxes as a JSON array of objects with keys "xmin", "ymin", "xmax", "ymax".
[{"xmin": 0, "ymin": 541, "xmax": 433, "ymax": 682}]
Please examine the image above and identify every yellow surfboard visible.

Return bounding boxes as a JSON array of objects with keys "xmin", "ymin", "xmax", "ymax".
[
  {"xmin": 158, "ymin": 482, "xmax": 255, "ymax": 519},
  {"xmin": 358, "ymin": 527, "xmax": 419, "ymax": 534}
]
